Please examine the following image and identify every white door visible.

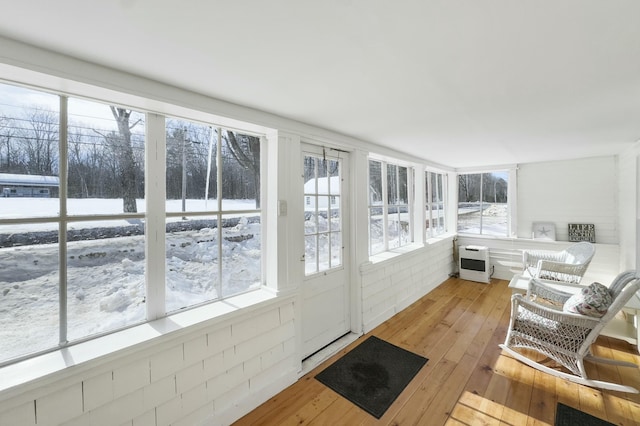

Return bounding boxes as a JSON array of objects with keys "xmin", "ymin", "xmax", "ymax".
[{"xmin": 301, "ymin": 145, "xmax": 350, "ymax": 358}]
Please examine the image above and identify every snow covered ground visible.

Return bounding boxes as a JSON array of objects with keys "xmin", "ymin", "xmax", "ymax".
[
  {"xmin": 0, "ymin": 198, "xmax": 261, "ymax": 363},
  {"xmin": 0, "ymin": 198, "xmax": 507, "ymax": 364},
  {"xmin": 457, "ymin": 203, "xmax": 508, "ymax": 235}
]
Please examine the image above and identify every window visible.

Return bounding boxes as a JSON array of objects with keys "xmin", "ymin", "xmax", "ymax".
[
  {"xmin": 0, "ymin": 82, "xmax": 263, "ymax": 365},
  {"xmin": 457, "ymin": 171, "xmax": 509, "ymax": 236},
  {"xmin": 165, "ymin": 120, "xmax": 261, "ymax": 312},
  {"xmin": 368, "ymin": 158, "xmax": 411, "ymax": 255},
  {"xmin": 427, "ymin": 171, "xmax": 447, "ymax": 237}
]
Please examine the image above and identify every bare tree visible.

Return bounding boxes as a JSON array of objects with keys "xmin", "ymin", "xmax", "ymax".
[
  {"xmin": 110, "ymin": 107, "xmax": 140, "ymax": 212},
  {"xmin": 225, "ymin": 131, "xmax": 260, "ymax": 208},
  {"xmin": 93, "ymin": 107, "xmax": 141, "ymax": 212},
  {"xmin": 22, "ymin": 109, "xmax": 59, "ymax": 176},
  {"xmin": 0, "ymin": 116, "xmax": 19, "ymax": 172}
]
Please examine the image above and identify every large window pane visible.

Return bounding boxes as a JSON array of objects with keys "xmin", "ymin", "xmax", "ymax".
[
  {"xmin": 166, "ymin": 119, "xmax": 262, "ymax": 310},
  {"xmin": 166, "ymin": 121, "xmax": 217, "ymax": 213},
  {"xmin": 0, "ymin": 225, "xmax": 59, "ymax": 363},
  {"xmin": 0, "ymin": 83, "xmax": 60, "ymax": 219},
  {"xmin": 458, "ymin": 172, "xmax": 508, "ymax": 236},
  {"xmin": 221, "ymin": 213, "xmax": 262, "ymax": 298},
  {"xmin": 427, "ymin": 171, "xmax": 446, "ymax": 237},
  {"xmin": 67, "ymin": 220, "xmax": 146, "ymax": 341},
  {"xmin": 166, "ymin": 215, "xmax": 219, "ymax": 312},
  {"xmin": 221, "ymin": 130, "xmax": 260, "ymax": 211},
  {"xmin": 67, "ymin": 99, "xmax": 145, "ymax": 214},
  {"xmin": 369, "ymin": 207, "xmax": 384, "ymax": 255},
  {"xmin": 368, "ymin": 159, "xmax": 412, "ymax": 255},
  {"xmin": 481, "ymin": 172, "xmax": 509, "ymax": 236},
  {"xmin": 368, "ymin": 160, "xmax": 382, "ymax": 205}
]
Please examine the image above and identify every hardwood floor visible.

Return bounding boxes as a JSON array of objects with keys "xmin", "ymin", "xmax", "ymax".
[{"xmin": 234, "ymin": 277, "xmax": 640, "ymax": 425}]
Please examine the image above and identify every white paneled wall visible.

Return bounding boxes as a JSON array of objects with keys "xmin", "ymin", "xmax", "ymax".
[
  {"xmin": 454, "ymin": 155, "xmax": 624, "ymax": 285},
  {"xmin": 517, "ymin": 156, "xmax": 618, "ymax": 244},
  {"xmin": 457, "ymin": 236, "xmax": 620, "ymax": 284},
  {"xmin": 618, "ymin": 142, "xmax": 640, "ymax": 270},
  {"xmin": 359, "ymin": 237, "xmax": 455, "ymax": 333},
  {"xmin": 0, "ymin": 297, "xmax": 297, "ymax": 426}
]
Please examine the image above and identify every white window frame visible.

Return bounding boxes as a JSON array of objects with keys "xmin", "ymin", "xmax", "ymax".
[
  {"xmin": 426, "ymin": 169, "xmax": 448, "ymax": 239},
  {"xmin": 0, "ymin": 81, "xmax": 267, "ymax": 366},
  {"xmin": 368, "ymin": 156, "xmax": 414, "ymax": 256},
  {"xmin": 456, "ymin": 167, "xmax": 515, "ymax": 237}
]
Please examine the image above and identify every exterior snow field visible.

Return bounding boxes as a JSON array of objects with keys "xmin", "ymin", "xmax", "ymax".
[
  {"xmin": 0, "ymin": 198, "xmax": 261, "ymax": 362},
  {"xmin": 0, "ymin": 198, "xmax": 507, "ymax": 363}
]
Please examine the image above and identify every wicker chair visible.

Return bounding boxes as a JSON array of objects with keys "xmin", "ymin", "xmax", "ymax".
[
  {"xmin": 499, "ymin": 271, "xmax": 640, "ymax": 393},
  {"xmin": 522, "ymin": 241, "xmax": 595, "ymax": 284}
]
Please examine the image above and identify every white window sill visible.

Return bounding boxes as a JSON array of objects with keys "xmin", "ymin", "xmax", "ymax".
[
  {"xmin": 0, "ymin": 288, "xmax": 279, "ymax": 398},
  {"xmin": 366, "ymin": 233, "xmax": 456, "ymax": 267},
  {"xmin": 368, "ymin": 242, "xmax": 425, "ymax": 265}
]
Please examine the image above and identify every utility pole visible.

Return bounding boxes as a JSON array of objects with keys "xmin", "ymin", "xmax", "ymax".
[{"xmin": 181, "ymin": 127, "xmax": 188, "ymax": 218}]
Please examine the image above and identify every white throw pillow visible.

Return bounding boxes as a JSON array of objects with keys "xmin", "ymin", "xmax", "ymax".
[{"xmin": 563, "ymin": 282, "xmax": 613, "ymax": 318}]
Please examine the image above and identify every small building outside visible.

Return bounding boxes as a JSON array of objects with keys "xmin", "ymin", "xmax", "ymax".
[{"xmin": 0, "ymin": 173, "xmax": 60, "ymax": 198}]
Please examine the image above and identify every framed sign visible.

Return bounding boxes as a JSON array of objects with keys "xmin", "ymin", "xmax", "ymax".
[
  {"xmin": 568, "ymin": 223, "xmax": 595, "ymax": 243},
  {"xmin": 532, "ymin": 222, "xmax": 556, "ymax": 241}
]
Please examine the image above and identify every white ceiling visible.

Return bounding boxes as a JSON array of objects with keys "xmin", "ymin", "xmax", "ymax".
[{"xmin": 1, "ymin": 1, "xmax": 639, "ymax": 168}]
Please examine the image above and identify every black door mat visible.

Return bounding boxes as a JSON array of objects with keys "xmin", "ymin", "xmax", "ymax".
[
  {"xmin": 315, "ymin": 335, "xmax": 428, "ymax": 419},
  {"xmin": 555, "ymin": 402, "xmax": 615, "ymax": 426}
]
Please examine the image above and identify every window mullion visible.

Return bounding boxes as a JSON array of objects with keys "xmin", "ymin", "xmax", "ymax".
[
  {"xmin": 216, "ymin": 127, "xmax": 223, "ymax": 299},
  {"xmin": 145, "ymin": 113, "xmax": 167, "ymax": 320},
  {"xmin": 426, "ymin": 171, "xmax": 432, "ymax": 239},
  {"xmin": 381, "ymin": 162, "xmax": 389, "ymax": 252},
  {"xmin": 59, "ymin": 95, "xmax": 69, "ymax": 346}
]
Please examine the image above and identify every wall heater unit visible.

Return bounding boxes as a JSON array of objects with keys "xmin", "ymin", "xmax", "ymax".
[{"xmin": 459, "ymin": 245, "xmax": 490, "ymax": 283}]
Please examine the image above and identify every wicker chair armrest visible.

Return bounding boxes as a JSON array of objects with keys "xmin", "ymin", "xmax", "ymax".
[
  {"xmin": 512, "ymin": 294, "xmax": 600, "ymax": 328},
  {"xmin": 538, "ymin": 259, "xmax": 588, "ymax": 271},
  {"xmin": 527, "ymin": 279, "xmax": 573, "ymax": 304},
  {"xmin": 523, "ymin": 249, "xmax": 565, "ymax": 268},
  {"xmin": 535, "ymin": 259, "xmax": 589, "ymax": 283}
]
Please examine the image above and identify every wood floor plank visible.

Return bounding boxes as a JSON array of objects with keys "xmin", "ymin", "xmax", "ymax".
[
  {"xmin": 448, "ymin": 395, "xmax": 503, "ymax": 425},
  {"xmin": 526, "ymin": 368, "xmax": 557, "ymax": 426},
  {"xmin": 233, "ymin": 277, "xmax": 640, "ymax": 426},
  {"xmin": 415, "ymin": 353, "xmax": 482, "ymax": 425},
  {"xmin": 384, "ymin": 357, "xmax": 458, "ymax": 424},
  {"xmin": 497, "ymin": 350, "xmax": 535, "ymax": 425}
]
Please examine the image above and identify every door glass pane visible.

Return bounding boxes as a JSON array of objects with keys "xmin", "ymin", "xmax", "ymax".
[
  {"xmin": 330, "ymin": 196, "xmax": 341, "ymax": 232},
  {"xmin": 331, "ymin": 231, "xmax": 342, "ymax": 268},
  {"xmin": 317, "ymin": 196, "xmax": 329, "ymax": 232},
  {"xmin": 305, "ymin": 234, "xmax": 317, "ymax": 275},
  {"xmin": 304, "ymin": 153, "xmax": 342, "ymax": 275},
  {"xmin": 317, "ymin": 232, "xmax": 330, "ymax": 272}
]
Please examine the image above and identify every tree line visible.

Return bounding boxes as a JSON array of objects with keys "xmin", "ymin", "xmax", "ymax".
[
  {"xmin": 458, "ymin": 172, "xmax": 508, "ymax": 204},
  {"xmin": 0, "ymin": 104, "xmax": 260, "ymax": 212}
]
